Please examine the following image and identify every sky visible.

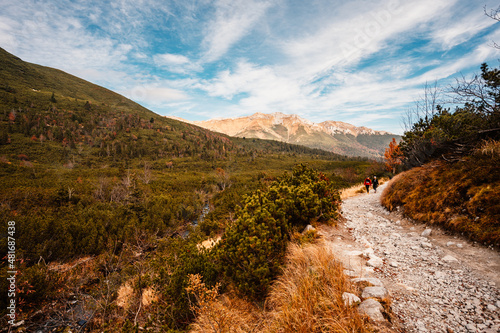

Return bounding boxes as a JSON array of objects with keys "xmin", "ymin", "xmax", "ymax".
[{"xmin": 1, "ymin": 0, "xmax": 499, "ymax": 134}]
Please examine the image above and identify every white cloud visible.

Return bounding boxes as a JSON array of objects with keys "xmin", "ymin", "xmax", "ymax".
[
  {"xmin": 124, "ymin": 85, "xmax": 189, "ymax": 105},
  {"xmin": 201, "ymin": 0, "xmax": 274, "ymax": 62},
  {"xmin": 418, "ymin": 44, "xmax": 496, "ymax": 82},
  {"xmin": 155, "ymin": 53, "xmax": 190, "ymax": 65},
  {"xmin": 0, "ymin": 17, "xmax": 18, "ymax": 49},
  {"xmin": 430, "ymin": 6, "xmax": 496, "ymax": 50},
  {"xmin": 280, "ymin": 0, "xmax": 454, "ymax": 79},
  {"xmin": 153, "ymin": 53, "xmax": 202, "ymax": 73},
  {"xmin": 197, "ymin": 60, "xmax": 308, "ymax": 113}
]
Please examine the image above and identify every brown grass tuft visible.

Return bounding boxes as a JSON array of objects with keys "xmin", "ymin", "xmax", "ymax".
[
  {"xmin": 477, "ymin": 139, "xmax": 500, "ymax": 157},
  {"xmin": 380, "ymin": 147, "xmax": 500, "ymax": 247},
  {"xmin": 341, "ymin": 183, "xmax": 366, "ymax": 200},
  {"xmin": 187, "ymin": 275, "xmax": 266, "ymax": 333},
  {"xmin": 188, "ymin": 242, "xmax": 374, "ymax": 333},
  {"xmin": 265, "ymin": 243, "xmax": 372, "ymax": 332}
]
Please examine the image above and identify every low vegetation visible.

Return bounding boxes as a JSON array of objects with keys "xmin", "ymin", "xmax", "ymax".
[
  {"xmin": 189, "ymin": 243, "xmax": 374, "ymax": 333},
  {"xmin": 382, "ymin": 63, "xmax": 500, "ymax": 247},
  {"xmin": 0, "ymin": 48, "xmax": 388, "ymax": 331}
]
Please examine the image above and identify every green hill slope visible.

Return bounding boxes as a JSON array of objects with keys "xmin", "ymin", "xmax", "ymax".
[
  {"xmin": 0, "ymin": 47, "xmax": 154, "ymax": 117},
  {"xmin": 0, "ymin": 48, "xmax": 387, "ymax": 331}
]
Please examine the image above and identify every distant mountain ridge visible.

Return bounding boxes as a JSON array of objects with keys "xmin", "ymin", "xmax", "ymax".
[{"xmin": 172, "ymin": 112, "xmax": 400, "ymax": 158}]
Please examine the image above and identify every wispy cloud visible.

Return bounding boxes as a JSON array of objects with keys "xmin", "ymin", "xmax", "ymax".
[
  {"xmin": 1, "ymin": 0, "xmax": 499, "ymax": 135},
  {"xmin": 201, "ymin": 0, "xmax": 275, "ymax": 62},
  {"xmin": 153, "ymin": 53, "xmax": 202, "ymax": 73}
]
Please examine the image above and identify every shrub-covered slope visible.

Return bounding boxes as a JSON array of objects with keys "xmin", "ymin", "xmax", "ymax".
[
  {"xmin": 0, "ymin": 48, "xmax": 387, "ymax": 331},
  {"xmin": 381, "ymin": 140, "xmax": 500, "ymax": 247}
]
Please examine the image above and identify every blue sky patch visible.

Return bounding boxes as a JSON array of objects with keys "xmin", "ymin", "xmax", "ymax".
[{"xmin": 1, "ymin": 0, "xmax": 499, "ymax": 134}]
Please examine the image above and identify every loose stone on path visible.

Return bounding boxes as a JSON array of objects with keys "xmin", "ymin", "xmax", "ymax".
[{"xmin": 338, "ymin": 183, "xmax": 500, "ymax": 333}]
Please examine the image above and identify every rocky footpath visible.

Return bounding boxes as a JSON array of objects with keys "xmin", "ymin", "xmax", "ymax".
[{"xmin": 320, "ymin": 182, "xmax": 500, "ymax": 333}]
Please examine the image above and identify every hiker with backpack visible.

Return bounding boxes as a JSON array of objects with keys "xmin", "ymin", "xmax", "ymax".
[
  {"xmin": 364, "ymin": 177, "xmax": 372, "ymax": 193},
  {"xmin": 372, "ymin": 176, "xmax": 379, "ymax": 193}
]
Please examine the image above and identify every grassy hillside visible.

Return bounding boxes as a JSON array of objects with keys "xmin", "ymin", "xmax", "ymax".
[
  {"xmin": 0, "ymin": 48, "xmax": 386, "ymax": 331},
  {"xmin": 382, "ymin": 141, "xmax": 499, "ymax": 247}
]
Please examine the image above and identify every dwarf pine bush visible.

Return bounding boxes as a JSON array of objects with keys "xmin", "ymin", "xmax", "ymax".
[{"xmin": 215, "ymin": 164, "xmax": 341, "ymax": 301}]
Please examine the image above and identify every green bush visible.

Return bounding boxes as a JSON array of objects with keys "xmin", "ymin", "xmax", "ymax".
[
  {"xmin": 215, "ymin": 164, "xmax": 341, "ymax": 301},
  {"xmin": 153, "ymin": 237, "xmax": 219, "ymax": 329}
]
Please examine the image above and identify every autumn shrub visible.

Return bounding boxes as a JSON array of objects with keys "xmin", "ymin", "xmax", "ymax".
[
  {"xmin": 0, "ymin": 261, "xmax": 59, "ymax": 316},
  {"xmin": 187, "ymin": 274, "xmax": 267, "ymax": 333},
  {"xmin": 153, "ymin": 237, "xmax": 219, "ymax": 329}
]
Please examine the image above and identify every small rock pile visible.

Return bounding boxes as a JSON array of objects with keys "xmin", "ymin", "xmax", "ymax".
[
  {"xmin": 339, "ymin": 184, "xmax": 500, "ymax": 333},
  {"xmin": 343, "ymin": 276, "xmax": 390, "ymax": 322}
]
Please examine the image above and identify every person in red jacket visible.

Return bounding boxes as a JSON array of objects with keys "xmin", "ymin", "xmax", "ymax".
[{"xmin": 364, "ymin": 177, "xmax": 372, "ymax": 193}]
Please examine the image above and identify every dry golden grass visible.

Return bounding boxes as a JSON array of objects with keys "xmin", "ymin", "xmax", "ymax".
[
  {"xmin": 188, "ymin": 242, "xmax": 374, "ymax": 333},
  {"xmin": 340, "ymin": 183, "xmax": 366, "ymax": 200},
  {"xmin": 187, "ymin": 275, "xmax": 267, "ymax": 333},
  {"xmin": 265, "ymin": 243, "xmax": 372, "ymax": 333},
  {"xmin": 478, "ymin": 139, "xmax": 500, "ymax": 156},
  {"xmin": 380, "ymin": 144, "xmax": 500, "ymax": 246}
]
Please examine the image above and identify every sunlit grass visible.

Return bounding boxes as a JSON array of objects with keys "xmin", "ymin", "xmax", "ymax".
[{"xmin": 189, "ymin": 242, "xmax": 374, "ymax": 333}]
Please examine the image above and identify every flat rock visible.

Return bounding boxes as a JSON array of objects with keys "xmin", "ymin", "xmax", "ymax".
[
  {"xmin": 342, "ymin": 292, "xmax": 361, "ymax": 306},
  {"xmin": 442, "ymin": 255, "xmax": 459, "ymax": 263},
  {"xmin": 343, "ymin": 270, "xmax": 359, "ymax": 277},
  {"xmin": 362, "ymin": 286, "xmax": 389, "ymax": 300},
  {"xmin": 346, "ymin": 250, "xmax": 364, "ymax": 256},
  {"xmin": 389, "ymin": 261, "xmax": 399, "ymax": 267},
  {"xmin": 367, "ymin": 256, "xmax": 384, "ymax": 268},
  {"xmin": 421, "ymin": 228, "xmax": 432, "ymax": 237},
  {"xmin": 358, "ymin": 298, "xmax": 385, "ymax": 321},
  {"xmin": 351, "ymin": 277, "xmax": 384, "ymax": 287},
  {"xmin": 303, "ymin": 224, "xmax": 315, "ymax": 233}
]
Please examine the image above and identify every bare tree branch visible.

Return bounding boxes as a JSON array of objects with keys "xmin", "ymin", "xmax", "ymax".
[
  {"xmin": 484, "ymin": 5, "xmax": 500, "ymax": 49},
  {"xmin": 484, "ymin": 5, "xmax": 500, "ymax": 22},
  {"xmin": 449, "ymin": 73, "xmax": 496, "ymax": 114},
  {"xmin": 402, "ymin": 81, "xmax": 442, "ymax": 132}
]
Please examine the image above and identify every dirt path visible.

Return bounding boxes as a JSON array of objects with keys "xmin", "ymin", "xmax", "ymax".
[{"xmin": 319, "ymin": 182, "xmax": 500, "ymax": 333}]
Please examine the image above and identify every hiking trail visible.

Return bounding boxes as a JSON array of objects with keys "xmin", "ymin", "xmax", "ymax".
[{"xmin": 319, "ymin": 182, "xmax": 500, "ymax": 333}]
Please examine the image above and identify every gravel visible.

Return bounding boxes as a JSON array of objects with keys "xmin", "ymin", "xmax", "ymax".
[{"xmin": 341, "ymin": 184, "xmax": 500, "ymax": 333}]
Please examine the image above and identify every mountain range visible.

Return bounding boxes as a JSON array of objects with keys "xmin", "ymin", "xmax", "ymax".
[{"xmin": 173, "ymin": 112, "xmax": 401, "ymax": 158}]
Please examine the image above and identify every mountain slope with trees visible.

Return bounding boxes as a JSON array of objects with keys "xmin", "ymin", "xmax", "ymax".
[
  {"xmin": 185, "ymin": 112, "xmax": 401, "ymax": 159},
  {"xmin": 0, "ymin": 48, "xmax": 386, "ymax": 331}
]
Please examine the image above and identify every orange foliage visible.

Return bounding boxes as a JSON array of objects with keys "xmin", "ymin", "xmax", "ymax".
[{"xmin": 384, "ymin": 138, "xmax": 403, "ymax": 174}]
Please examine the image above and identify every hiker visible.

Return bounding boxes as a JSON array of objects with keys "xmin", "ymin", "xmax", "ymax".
[
  {"xmin": 364, "ymin": 177, "xmax": 372, "ymax": 193},
  {"xmin": 372, "ymin": 176, "xmax": 379, "ymax": 193}
]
